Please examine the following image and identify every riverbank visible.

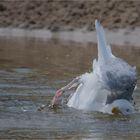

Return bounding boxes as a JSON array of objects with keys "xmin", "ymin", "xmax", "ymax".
[{"xmin": 0, "ymin": 0, "xmax": 140, "ymax": 31}]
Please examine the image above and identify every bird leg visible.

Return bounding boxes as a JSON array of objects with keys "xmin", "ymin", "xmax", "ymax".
[{"xmin": 50, "ymin": 76, "xmax": 81, "ymax": 108}]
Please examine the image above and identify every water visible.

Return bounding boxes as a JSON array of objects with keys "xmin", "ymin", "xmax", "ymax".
[{"xmin": 0, "ymin": 35, "xmax": 140, "ymax": 140}]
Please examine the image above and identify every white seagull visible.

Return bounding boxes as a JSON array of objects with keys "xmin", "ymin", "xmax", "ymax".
[{"xmin": 51, "ymin": 20, "xmax": 137, "ymax": 115}]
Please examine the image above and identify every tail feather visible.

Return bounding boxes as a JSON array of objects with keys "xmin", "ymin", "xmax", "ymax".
[{"xmin": 95, "ymin": 20, "xmax": 113, "ymax": 62}]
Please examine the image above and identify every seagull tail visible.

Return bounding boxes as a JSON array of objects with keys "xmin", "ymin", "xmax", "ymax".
[{"xmin": 95, "ymin": 20, "xmax": 113, "ymax": 63}]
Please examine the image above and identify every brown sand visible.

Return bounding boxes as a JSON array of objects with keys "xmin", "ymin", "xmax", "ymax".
[{"xmin": 0, "ymin": 0, "xmax": 140, "ymax": 31}]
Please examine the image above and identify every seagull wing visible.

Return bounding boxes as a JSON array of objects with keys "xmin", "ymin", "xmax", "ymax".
[
  {"xmin": 95, "ymin": 20, "xmax": 137, "ymax": 104},
  {"xmin": 102, "ymin": 58, "xmax": 137, "ymax": 104},
  {"xmin": 95, "ymin": 20, "xmax": 113, "ymax": 63}
]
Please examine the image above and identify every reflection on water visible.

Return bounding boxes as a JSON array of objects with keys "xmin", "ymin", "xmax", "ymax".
[{"xmin": 0, "ymin": 36, "xmax": 140, "ymax": 140}]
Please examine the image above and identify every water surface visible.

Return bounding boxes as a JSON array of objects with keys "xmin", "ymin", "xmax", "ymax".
[{"xmin": 0, "ymin": 36, "xmax": 140, "ymax": 140}]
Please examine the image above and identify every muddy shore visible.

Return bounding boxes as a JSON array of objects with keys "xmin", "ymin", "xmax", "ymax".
[{"xmin": 0, "ymin": 0, "xmax": 140, "ymax": 31}]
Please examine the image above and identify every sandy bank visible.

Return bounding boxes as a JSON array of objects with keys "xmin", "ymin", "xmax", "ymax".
[{"xmin": 0, "ymin": 0, "xmax": 140, "ymax": 31}]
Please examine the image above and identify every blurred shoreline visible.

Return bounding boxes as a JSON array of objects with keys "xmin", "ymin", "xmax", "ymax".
[
  {"xmin": 0, "ymin": 0, "xmax": 140, "ymax": 31},
  {"xmin": 0, "ymin": 0, "xmax": 140, "ymax": 47},
  {"xmin": 0, "ymin": 27, "xmax": 140, "ymax": 47}
]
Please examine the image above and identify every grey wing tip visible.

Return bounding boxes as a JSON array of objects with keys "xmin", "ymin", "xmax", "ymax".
[{"xmin": 95, "ymin": 19, "xmax": 101, "ymax": 28}]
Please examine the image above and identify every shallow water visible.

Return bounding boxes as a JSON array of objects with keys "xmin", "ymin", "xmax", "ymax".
[{"xmin": 0, "ymin": 36, "xmax": 140, "ymax": 140}]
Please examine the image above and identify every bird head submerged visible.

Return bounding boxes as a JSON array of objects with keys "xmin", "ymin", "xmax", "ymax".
[{"xmin": 110, "ymin": 99, "xmax": 134, "ymax": 115}]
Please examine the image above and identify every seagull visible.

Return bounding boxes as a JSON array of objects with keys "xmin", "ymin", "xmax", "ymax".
[{"xmin": 50, "ymin": 20, "xmax": 137, "ymax": 115}]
